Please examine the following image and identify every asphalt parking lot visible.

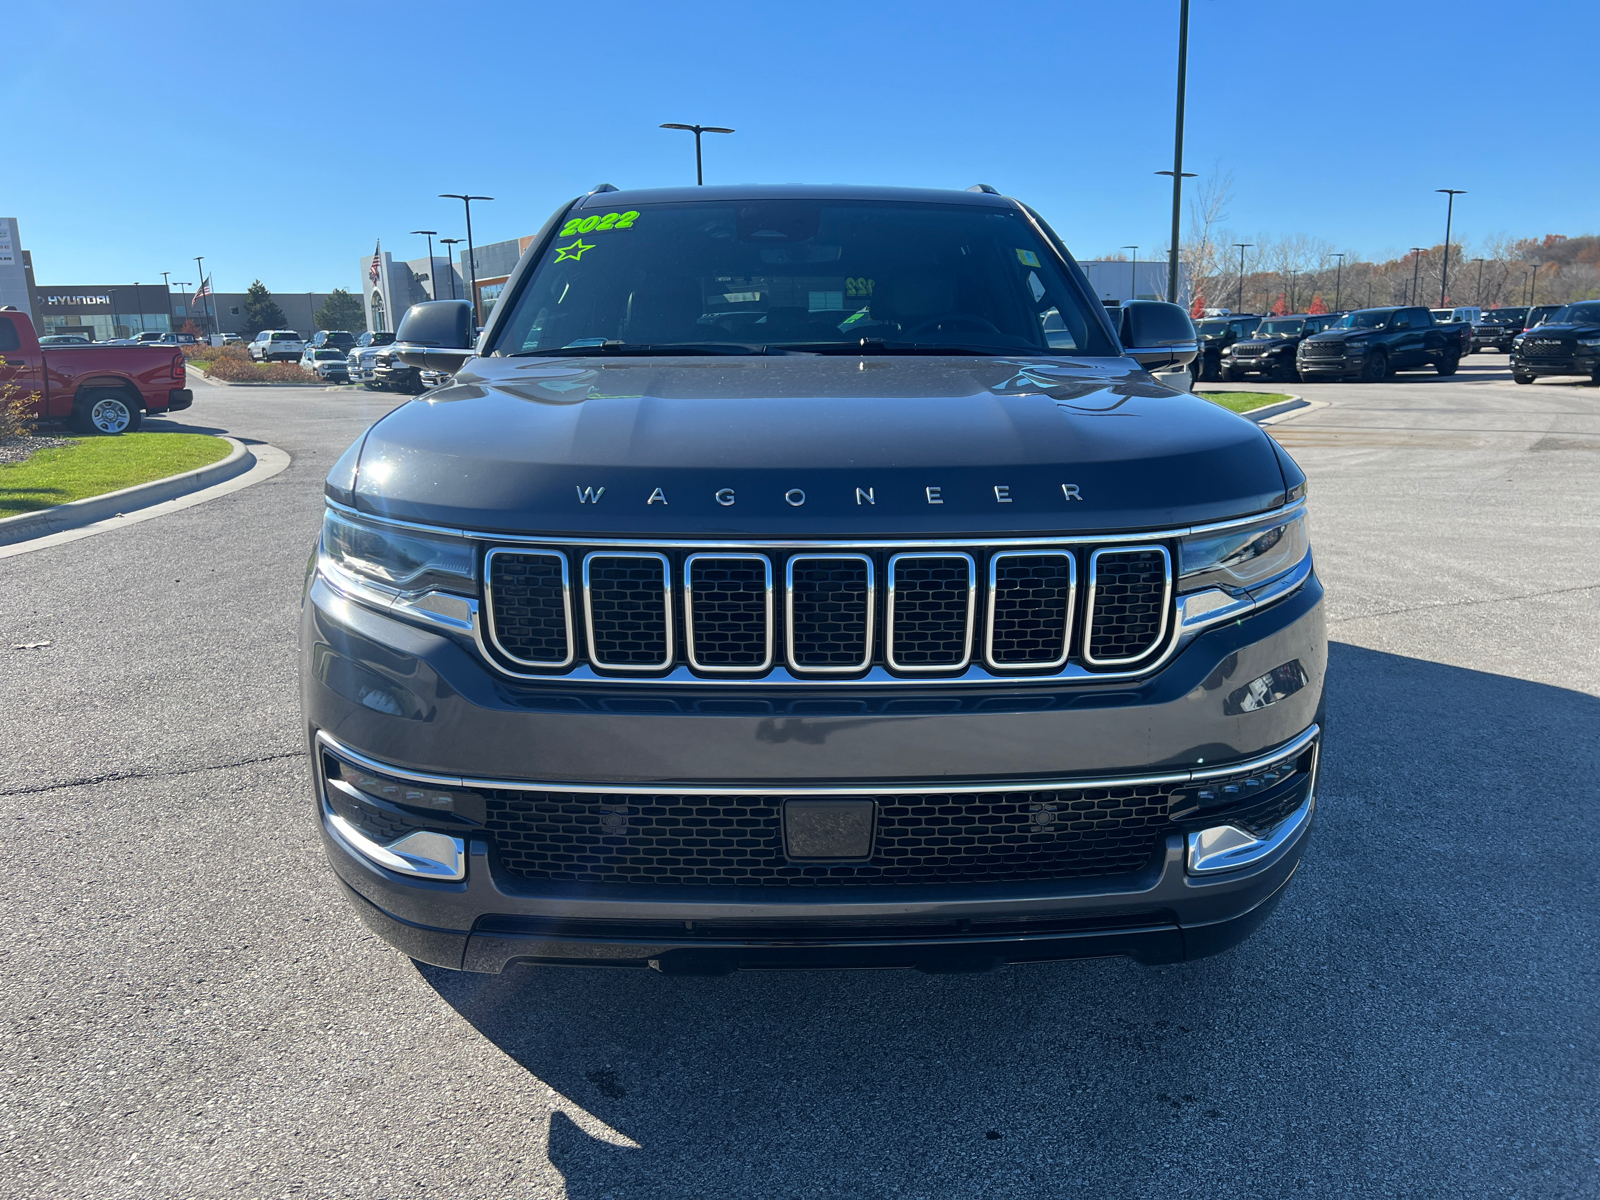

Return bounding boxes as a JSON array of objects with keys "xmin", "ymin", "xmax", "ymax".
[{"xmin": 2, "ymin": 353, "xmax": 1595, "ymax": 1199}]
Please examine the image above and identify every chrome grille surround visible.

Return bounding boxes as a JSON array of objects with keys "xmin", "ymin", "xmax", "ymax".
[
  {"xmin": 885, "ymin": 552, "xmax": 976, "ymax": 673},
  {"xmin": 320, "ymin": 498, "xmax": 1309, "ymax": 687},
  {"xmin": 984, "ymin": 550, "xmax": 1075, "ymax": 670},
  {"xmin": 683, "ymin": 553, "xmax": 774, "ymax": 673},
  {"xmin": 582, "ymin": 551, "xmax": 673, "ymax": 671},
  {"xmin": 786, "ymin": 553, "xmax": 875, "ymax": 674},
  {"xmin": 1082, "ymin": 545, "xmax": 1172, "ymax": 667},
  {"xmin": 483, "ymin": 548, "xmax": 575, "ymax": 669}
]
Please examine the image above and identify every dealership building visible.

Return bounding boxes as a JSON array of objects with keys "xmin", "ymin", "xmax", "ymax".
[{"xmin": 359, "ymin": 235, "xmax": 534, "ymax": 332}]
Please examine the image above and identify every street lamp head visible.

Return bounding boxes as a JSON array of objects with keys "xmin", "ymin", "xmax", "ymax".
[
  {"xmin": 440, "ymin": 238, "xmax": 462, "ymax": 245},
  {"xmin": 1436, "ymin": 188, "xmax": 1467, "ymax": 196},
  {"xmin": 1155, "ymin": 170, "xmax": 1197, "ymax": 178},
  {"xmin": 661, "ymin": 123, "xmax": 734, "ymax": 134},
  {"xmin": 439, "ymin": 194, "xmax": 494, "ymax": 202},
  {"xmin": 410, "ymin": 229, "xmax": 438, "ymax": 236}
]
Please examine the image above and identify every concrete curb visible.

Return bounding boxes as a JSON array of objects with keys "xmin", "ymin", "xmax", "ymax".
[
  {"xmin": 1197, "ymin": 391, "xmax": 1327, "ymax": 426},
  {"xmin": 0, "ymin": 436, "xmax": 255, "ymax": 548}
]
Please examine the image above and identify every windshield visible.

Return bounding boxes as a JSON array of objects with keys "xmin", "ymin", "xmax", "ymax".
[
  {"xmin": 1431, "ymin": 310, "xmax": 1457, "ymax": 322},
  {"xmin": 271, "ymin": 332, "xmax": 300, "ymax": 341},
  {"xmin": 1333, "ymin": 310, "xmax": 1393, "ymax": 330},
  {"xmin": 1554, "ymin": 302, "xmax": 1600, "ymax": 324},
  {"xmin": 1196, "ymin": 320, "xmax": 1231, "ymax": 337},
  {"xmin": 1257, "ymin": 319, "xmax": 1304, "ymax": 337},
  {"xmin": 313, "ymin": 349, "xmax": 345, "ymax": 360},
  {"xmin": 1480, "ymin": 308, "xmax": 1527, "ymax": 323},
  {"xmin": 491, "ymin": 198, "xmax": 1115, "ymax": 357}
]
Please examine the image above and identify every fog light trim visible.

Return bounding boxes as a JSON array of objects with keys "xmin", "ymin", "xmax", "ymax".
[
  {"xmin": 1186, "ymin": 797, "xmax": 1314, "ymax": 875},
  {"xmin": 325, "ymin": 806, "xmax": 467, "ymax": 881}
]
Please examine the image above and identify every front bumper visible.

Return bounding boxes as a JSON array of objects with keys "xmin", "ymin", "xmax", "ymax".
[
  {"xmin": 299, "ymin": 564, "xmax": 1326, "ymax": 972},
  {"xmin": 1513, "ymin": 350, "xmax": 1599, "ymax": 377},
  {"xmin": 1296, "ymin": 357, "xmax": 1354, "ymax": 375}
]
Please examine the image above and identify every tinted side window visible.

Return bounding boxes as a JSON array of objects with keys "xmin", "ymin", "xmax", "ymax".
[{"xmin": 0, "ymin": 316, "xmax": 20, "ymax": 353}]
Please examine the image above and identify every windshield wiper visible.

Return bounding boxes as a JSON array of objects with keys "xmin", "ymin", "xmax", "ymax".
[{"xmin": 511, "ymin": 341, "xmax": 776, "ymax": 357}]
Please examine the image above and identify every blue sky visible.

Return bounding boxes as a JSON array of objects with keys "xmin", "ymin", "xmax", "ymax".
[{"xmin": 6, "ymin": 0, "xmax": 1594, "ymax": 292}]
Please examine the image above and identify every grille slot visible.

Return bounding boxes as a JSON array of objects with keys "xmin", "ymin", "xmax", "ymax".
[
  {"xmin": 485, "ymin": 550, "xmax": 573, "ymax": 668},
  {"xmin": 886, "ymin": 553, "xmax": 975, "ymax": 671},
  {"xmin": 1300, "ymin": 341, "xmax": 1343, "ymax": 357},
  {"xmin": 986, "ymin": 552, "xmax": 1075, "ymax": 668},
  {"xmin": 684, "ymin": 554, "xmax": 773, "ymax": 672},
  {"xmin": 583, "ymin": 552, "xmax": 672, "ymax": 670},
  {"xmin": 1084, "ymin": 546, "xmax": 1171, "ymax": 666},
  {"xmin": 485, "ymin": 784, "xmax": 1171, "ymax": 887},
  {"xmin": 787, "ymin": 555, "xmax": 874, "ymax": 673}
]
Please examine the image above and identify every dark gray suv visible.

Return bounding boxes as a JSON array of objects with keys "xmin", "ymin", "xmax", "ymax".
[{"xmin": 299, "ymin": 184, "xmax": 1325, "ymax": 975}]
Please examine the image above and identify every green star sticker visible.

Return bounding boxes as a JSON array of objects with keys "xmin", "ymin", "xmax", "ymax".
[{"xmin": 555, "ymin": 238, "xmax": 595, "ymax": 262}]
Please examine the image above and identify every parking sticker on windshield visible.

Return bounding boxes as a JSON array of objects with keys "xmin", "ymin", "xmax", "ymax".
[
  {"xmin": 557, "ymin": 210, "xmax": 640, "ymax": 237},
  {"xmin": 1015, "ymin": 249, "xmax": 1041, "ymax": 267}
]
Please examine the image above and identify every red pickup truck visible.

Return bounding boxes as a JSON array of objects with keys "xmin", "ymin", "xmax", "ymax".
[{"xmin": 0, "ymin": 306, "xmax": 193, "ymax": 434}]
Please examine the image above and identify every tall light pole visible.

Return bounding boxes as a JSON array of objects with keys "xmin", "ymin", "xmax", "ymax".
[
  {"xmin": 1436, "ymin": 189, "xmax": 1466, "ymax": 306},
  {"xmin": 1473, "ymin": 257, "xmax": 1486, "ymax": 306},
  {"xmin": 411, "ymin": 230, "xmax": 438, "ymax": 299},
  {"xmin": 439, "ymin": 239, "xmax": 462, "ymax": 301},
  {"xmin": 1161, "ymin": 0, "xmax": 1192, "ymax": 306},
  {"xmin": 1122, "ymin": 246, "xmax": 1138, "ymax": 301},
  {"xmin": 659, "ymin": 123, "xmax": 735, "ymax": 186},
  {"xmin": 1289, "ymin": 269, "xmax": 1298, "ymax": 313},
  {"xmin": 1409, "ymin": 248, "xmax": 1425, "ymax": 306},
  {"xmin": 1233, "ymin": 243, "xmax": 1252, "ymax": 314},
  {"xmin": 440, "ymin": 195, "xmax": 493, "ymax": 326},
  {"xmin": 1332, "ymin": 253, "xmax": 1345, "ymax": 312},
  {"xmin": 1528, "ymin": 262, "xmax": 1540, "ymax": 306}
]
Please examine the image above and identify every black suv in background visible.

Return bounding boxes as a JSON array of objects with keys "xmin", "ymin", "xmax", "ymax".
[
  {"xmin": 312, "ymin": 330, "xmax": 358, "ymax": 351},
  {"xmin": 1194, "ymin": 314, "xmax": 1262, "ymax": 381},
  {"xmin": 1222, "ymin": 313, "xmax": 1343, "ymax": 382},
  {"xmin": 1512, "ymin": 300, "xmax": 1600, "ymax": 384},
  {"xmin": 348, "ymin": 331, "xmax": 398, "ymax": 387},
  {"xmin": 1473, "ymin": 307, "xmax": 1528, "ymax": 352},
  {"xmin": 1296, "ymin": 306, "xmax": 1460, "ymax": 382}
]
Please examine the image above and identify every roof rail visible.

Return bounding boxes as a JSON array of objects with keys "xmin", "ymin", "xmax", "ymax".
[
  {"xmin": 966, "ymin": 183, "xmax": 1000, "ymax": 195},
  {"xmin": 589, "ymin": 183, "xmax": 619, "ymax": 194}
]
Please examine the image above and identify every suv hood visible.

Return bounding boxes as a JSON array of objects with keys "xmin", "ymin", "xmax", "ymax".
[{"xmin": 341, "ymin": 355, "xmax": 1292, "ymax": 536}]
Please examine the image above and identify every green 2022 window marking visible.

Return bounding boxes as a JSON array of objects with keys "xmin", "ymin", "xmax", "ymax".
[{"xmin": 558, "ymin": 211, "xmax": 640, "ymax": 237}]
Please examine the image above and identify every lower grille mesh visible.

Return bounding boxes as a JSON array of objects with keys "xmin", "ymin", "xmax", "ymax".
[{"xmin": 485, "ymin": 785, "xmax": 1173, "ymax": 887}]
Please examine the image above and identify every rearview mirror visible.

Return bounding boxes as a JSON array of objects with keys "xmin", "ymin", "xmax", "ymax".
[
  {"xmin": 394, "ymin": 300, "xmax": 476, "ymax": 370},
  {"xmin": 1119, "ymin": 301, "xmax": 1199, "ymax": 369}
]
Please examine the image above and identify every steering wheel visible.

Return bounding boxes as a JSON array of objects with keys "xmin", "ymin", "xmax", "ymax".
[{"xmin": 903, "ymin": 312, "xmax": 1003, "ymax": 337}]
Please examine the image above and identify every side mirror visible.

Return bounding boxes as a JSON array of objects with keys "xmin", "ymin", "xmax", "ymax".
[
  {"xmin": 1119, "ymin": 301, "xmax": 1199, "ymax": 369},
  {"xmin": 394, "ymin": 300, "xmax": 476, "ymax": 370}
]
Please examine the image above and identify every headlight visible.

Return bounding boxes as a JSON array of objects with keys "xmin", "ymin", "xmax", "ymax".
[
  {"xmin": 1179, "ymin": 508, "xmax": 1310, "ymax": 595},
  {"xmin": 319, "ymin": 508, "xmax": 477, "ymax": 629},
  {"xmin": 1578, "ymin": 336, "xmax": 1600, "ymax": 347}
]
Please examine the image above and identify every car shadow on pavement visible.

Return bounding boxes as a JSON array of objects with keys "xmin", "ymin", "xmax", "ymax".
[{"xmin": 416, "ymin": 641, "xmax": 1598, "ymax": 1198}]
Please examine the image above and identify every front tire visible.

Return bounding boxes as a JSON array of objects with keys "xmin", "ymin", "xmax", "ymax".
[
  {"xmin": 1360, "ymin": 349, "xmax": 1388, "ymax": 383},
  {"xmin": 1436, "ymin": 351, "xmax": 1460, "ymax": 376},
  {"xmin": 1513, "ymin": 368, "xmax": 1535, "ymax": 385},
  {"xmin": 74, "ymin": 388, "xmax": 143, "ymax": 435}
]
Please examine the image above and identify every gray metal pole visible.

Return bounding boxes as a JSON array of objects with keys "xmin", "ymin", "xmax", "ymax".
[{"xmin": 1165, "ymin": 0, "xmax": 1190, "ymax": 305}]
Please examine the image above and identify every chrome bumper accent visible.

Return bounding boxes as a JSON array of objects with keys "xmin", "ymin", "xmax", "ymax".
[
  {"xmin": 323, "ymin": 802, "xmax": 467, "ymax": 881},
  {"xmin": 1186, "ymin": 797, "xmax": 1315, "ymax": 876}
]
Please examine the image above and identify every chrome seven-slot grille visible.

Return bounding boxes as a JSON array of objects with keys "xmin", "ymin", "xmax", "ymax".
[{"xmin": 485, "ymin": 543, "xmax": 1172, "ymax": 678}]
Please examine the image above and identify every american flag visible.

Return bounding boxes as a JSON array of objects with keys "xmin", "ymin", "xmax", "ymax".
[
  {"xmin": 369, "ymin": 240, "xmax": 382, "ymax": 284},
  {"xmin": 194, "ymin": 278, "xmax": 212, "ymax": 300}
]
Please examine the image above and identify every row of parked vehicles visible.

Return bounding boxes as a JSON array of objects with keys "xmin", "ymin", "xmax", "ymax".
[
  {"xmin": 245, "ymin": 327, "xmax": 428, "ymax": 391},
  {"xmin": 1196, "ymin": 301, "xmax": 1597, "ymax": 384}
]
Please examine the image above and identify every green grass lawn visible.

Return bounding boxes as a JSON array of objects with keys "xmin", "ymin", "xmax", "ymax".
[
  {"xmin": 1197, "ymin": 391, "xmax": 1296, "ymax": 414},
  {"xmin": 0, "ymin": 433, "xmax": 231, "ymax": 518}
]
